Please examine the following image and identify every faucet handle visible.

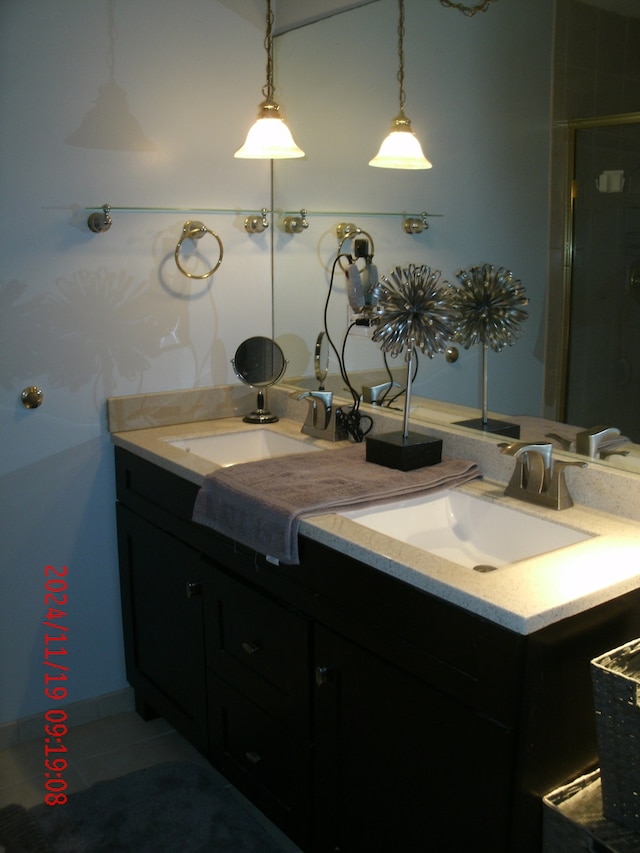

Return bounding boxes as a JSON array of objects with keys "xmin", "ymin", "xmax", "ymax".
[
  {"xmin": 547, "ymin": 459, "xmax": 587, "ymax": 509},
  {"xmin": 545, "ymin": 432, "xmax": 573, "ymax": 450}
]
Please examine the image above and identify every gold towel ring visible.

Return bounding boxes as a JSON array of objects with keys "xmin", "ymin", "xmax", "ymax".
[
  {"xmin": 337, "ymin": 228, "xmax": 375, "ymax": 273},
  {"xmin": 175, "ymin": 221, "xmax": 224, "ymax": 279}
]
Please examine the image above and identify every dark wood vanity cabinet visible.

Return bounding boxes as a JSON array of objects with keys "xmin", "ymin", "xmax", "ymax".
[{"xmin": 115, "ymin": 447, "xmax": 640, "ymax": 853}]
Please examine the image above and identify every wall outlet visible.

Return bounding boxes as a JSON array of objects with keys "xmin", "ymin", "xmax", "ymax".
[{"xmin": 347, "ymin": 306, "xmax": 377, "ymax": 337}]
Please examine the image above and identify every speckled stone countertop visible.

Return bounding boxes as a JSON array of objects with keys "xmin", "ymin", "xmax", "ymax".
[{"xmin": 108, "ymin": 384, "xmax": 640, "ymax": 636}]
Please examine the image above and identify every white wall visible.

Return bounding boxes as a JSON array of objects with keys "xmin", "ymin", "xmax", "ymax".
[
  {"xmin": 0, "ymin": 0, "xmax": 271, "ymax": 726},
  {"xmin": 273, "ymin": 0, "xmax": 554, "ymax": 415}
]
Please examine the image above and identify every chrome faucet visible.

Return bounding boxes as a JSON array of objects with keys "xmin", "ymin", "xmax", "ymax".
[
  {"xmin": 297, "ymin": 391, "xmax": 348, "ymax": 441},
  {"xmin": 575, "ymin": 425, "xmax": 626, "ymax": 459},
  {"xmin": 499, "ymin": 441, "xmax": 586, "ymax": 510}
]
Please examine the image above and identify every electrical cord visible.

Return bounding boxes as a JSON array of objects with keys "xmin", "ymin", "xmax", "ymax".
[
  {"xmin": 377, "ymin": 352, "xmax": 397, "ymax": 408},
  {"xmin": 341, "ymin": 320, "xmax": 373, "ymax": 440},
  {"xmin": 323, "ymin": 254, "xmax": 373, "ymax": 442},
  {"xmin": 379, "ymin": 351, "xmax": 419, "ymax": 409}
]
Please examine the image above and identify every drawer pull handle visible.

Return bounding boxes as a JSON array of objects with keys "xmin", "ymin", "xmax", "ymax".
[
  {"xmin": 185, "ymin": 580, "xmax": 202, "ymax": 599},
  {"xmin": 241, "ymin": 641, "xmax": 262, "ymax": 655},
  {"xmin": 315, "ymin": 665, "xmax": 333, "ymax": 687},
  {"xmin": 245, "ymin": 750, "xmax": 263, "ymax": 765}
]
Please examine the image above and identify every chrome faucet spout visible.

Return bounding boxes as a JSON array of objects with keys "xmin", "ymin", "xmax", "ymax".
[
  {"xmin": 297, "ymin": 391, "xmax": 332, "ymax": 430},
  {"xmin": 499, "ymin": 441, "xmax": 553, "ymax": 465},
  {"xmin": 576, "ymin": 425, "xmax": 621, "ymax": 458},
  {"xmin": 499, "ymin": 441, "xmax": 553, "ymax": 490},
  {"xmin": 499, "ymin": 441, "xmax": 584, "ymax": 510},
  {"xmin": 297, "ymin": 391, "xmax": 348, "ymax": 441}
]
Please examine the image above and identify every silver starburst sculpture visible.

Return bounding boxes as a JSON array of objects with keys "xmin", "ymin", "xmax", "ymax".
[
  {"xmin": 449, "ymin": 263, "xmax": 528, "ymax": 430},
  {"xmin": 372, "ymin": 264, "xmax": 457, "ymax": 441},
  {"xmin": 450, "ymin": 264, "xmax": 528, "ymax": 352},
  {"xmin": 372, "ymin": 264, "xmax": 456, "ymax": 359}
]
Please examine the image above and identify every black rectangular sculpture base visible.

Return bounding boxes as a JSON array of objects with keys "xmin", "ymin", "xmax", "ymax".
[
  {"xmin": 454, "ymin": 417, "xmax": 520, "ymax": 440},
  {"xmin": 366, "ymin": 431, "xmax": 443, "ymax": 471}
]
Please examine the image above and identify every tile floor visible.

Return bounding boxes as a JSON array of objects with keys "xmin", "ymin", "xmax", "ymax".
[{"xmin": 0, "ymin": 710, "xmax": 301, "ymax": 852}]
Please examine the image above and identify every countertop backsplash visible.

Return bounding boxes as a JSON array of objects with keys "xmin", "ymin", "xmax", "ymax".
[{"xmin": 108, "ymin": 383, "xmax": 640, "ymax": 524}]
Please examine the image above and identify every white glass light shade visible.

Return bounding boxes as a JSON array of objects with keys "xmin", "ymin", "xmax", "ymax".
[
  {"xmin": 235, "ymin": 102, "xmax": 304, "ymax": 160},
  {"xmin": 369, "ymin": 114, "xmax": 432, "ymax": 170}
]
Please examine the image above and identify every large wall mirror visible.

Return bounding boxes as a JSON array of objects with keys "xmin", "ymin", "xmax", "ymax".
[
  {"xmin": 562, "ymin": 115, "xmax": 640, "ymax": 442},
  {"xmin": 272, "ymin": 0, "xmax": 640, "ymax": 471}
]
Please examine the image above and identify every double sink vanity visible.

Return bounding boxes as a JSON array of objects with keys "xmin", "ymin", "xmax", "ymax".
[{"xmin": 108, "ymin": 383, "xmax": 640, "ymax": 852}]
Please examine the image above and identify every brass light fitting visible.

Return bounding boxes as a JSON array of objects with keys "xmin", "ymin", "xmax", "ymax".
[
  {"xmin": 369, "ymin": 0, "xmax": 431, "ymax": 170},
  {"xmin": 235, "ymin": 0, "xmax": 304, "ymax": 160}
]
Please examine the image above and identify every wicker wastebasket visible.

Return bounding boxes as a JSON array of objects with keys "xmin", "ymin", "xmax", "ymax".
[
  {"xmin": 543, "ymin": 769, "xmax": 640, "ymax": 852},
  {"xmin": 591, "ymin": 638, "xmax": 640, "ymax": 834}
]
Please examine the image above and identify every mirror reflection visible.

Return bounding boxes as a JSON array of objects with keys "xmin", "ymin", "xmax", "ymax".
[
  {"xmin": 272, "ymin": 0, "xmax": 640, "ymax": 471},
  {"xmin": 564, "ymin": 118, "xmax": 640, "ymax": 442}
]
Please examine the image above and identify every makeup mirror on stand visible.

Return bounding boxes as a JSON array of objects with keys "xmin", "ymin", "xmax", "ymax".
[{"xmin": 232, "ymin": 336, "xmax": 287, "ymax": 423}]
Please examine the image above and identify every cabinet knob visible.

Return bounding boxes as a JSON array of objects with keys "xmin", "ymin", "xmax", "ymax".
[
  {"xmin": 185, "ymin": 580, "xmax": 202, "ymax": 599},
  {"xmin": 241, "ymin": 641, "xmax": 262, "ymax": 655},
  {"xmin": 315, "ymin": 665, "xmax": 333, "ymax": 687}
]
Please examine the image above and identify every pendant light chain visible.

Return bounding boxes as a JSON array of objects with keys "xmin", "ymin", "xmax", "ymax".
[
  {"xmin": 439, "ymin": 0, "xmax": 497, "ymax": 16},
  {"xmin": 397, "ymin": 0, "xmax": 406, "ymax": 114},
  {"xmin": 262, "ymin": 0, "xmax": 275, "ymax": 103},
  {"xmin": 234, "ymin": 0, "xmax": 305, "ymax": 158}
]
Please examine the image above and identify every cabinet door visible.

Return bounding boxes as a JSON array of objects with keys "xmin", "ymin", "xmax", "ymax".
[
  {"xmin": 117, "ymin": 504, "xmax": 207, "ymax": 752},
  {"xmin": 313, "ymin": 624, "xmax": 514, "ymax": 853}
]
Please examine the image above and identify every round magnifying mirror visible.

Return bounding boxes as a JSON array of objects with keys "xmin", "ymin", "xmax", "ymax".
[
  {"xmin": 232, "ymin": 336, "xmax": 287, "ymax": 423},
  {"xmin": 314, "ymin": 331, "xmax": 329, "ymax": 390}
]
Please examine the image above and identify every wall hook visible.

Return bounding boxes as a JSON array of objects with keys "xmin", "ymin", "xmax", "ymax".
[
  {"xmin": 283, "ymin": 209, "xmax": 309, "ymax": 234},
  {"xmin": 245, "ymin": 208, "xmax": 269, "ymax": 233},
  {"xmin": 87, "ymin": 204, "xmax": 112, "ymax": 233},
  {"xmin": 403, "ymin": 212, "xmax": 430, "ymax": 234},
  {"xmin": 336, "ymin": 222, "xmax": 358, "ymax": 240}
]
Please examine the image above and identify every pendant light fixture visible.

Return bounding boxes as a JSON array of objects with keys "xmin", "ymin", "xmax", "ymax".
[
  {"xmin": 369, "ymin": 0, "xmax": 431, "ymax": 170},
  {"xmin": 234, "ymin": 0, "xmax": 304, "ymax": 160}
]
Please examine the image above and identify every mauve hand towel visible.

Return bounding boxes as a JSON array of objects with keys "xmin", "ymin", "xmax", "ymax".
[{"xmin": 192, "ymin": 442, "xmax": 480, "ymax": 564}]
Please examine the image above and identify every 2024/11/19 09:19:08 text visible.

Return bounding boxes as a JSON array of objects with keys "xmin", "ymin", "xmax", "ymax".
[{"xmin": 43, "ymin": 564, "xmax": 69, "ymax": 806}]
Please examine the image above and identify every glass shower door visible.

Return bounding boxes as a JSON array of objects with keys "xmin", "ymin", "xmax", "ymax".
[{"xmin": 565, "ymin": 117, "xmax": 640, "ymax": 442}]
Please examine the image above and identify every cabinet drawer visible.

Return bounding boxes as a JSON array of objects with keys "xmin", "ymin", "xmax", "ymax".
[
  {"xmin": 115, "ymin": 447, "xmax": 199, "ymax": 522},
  {"xmin": 204, "ymin": 561, "xmax": 311, "ymax": 734},
  {"xmin": 207, "ymin": 674, "xmax": 310, "ymax": 849}
]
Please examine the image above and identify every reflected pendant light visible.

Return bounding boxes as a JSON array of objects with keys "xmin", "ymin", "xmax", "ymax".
[
  {"xmin": 369, "ymin": 0, "xmax": 432, "ymax": 170},
  {"xmin": 234, "ymin": 0, "xmax": 304, "ymax": 159}
]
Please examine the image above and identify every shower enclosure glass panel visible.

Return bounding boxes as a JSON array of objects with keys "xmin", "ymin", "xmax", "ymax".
[{"xmin": 565, "ymin": 117, "xmax": 640, "ymax": 442}]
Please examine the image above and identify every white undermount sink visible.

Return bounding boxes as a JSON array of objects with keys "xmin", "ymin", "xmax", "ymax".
[
  {"xmin": 166, "ymin": 428, "xmax": 320, "ymax": 467},
  {"xmin": 340, "ymin": 489, "xmax": 593, "ymax": 570}
]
